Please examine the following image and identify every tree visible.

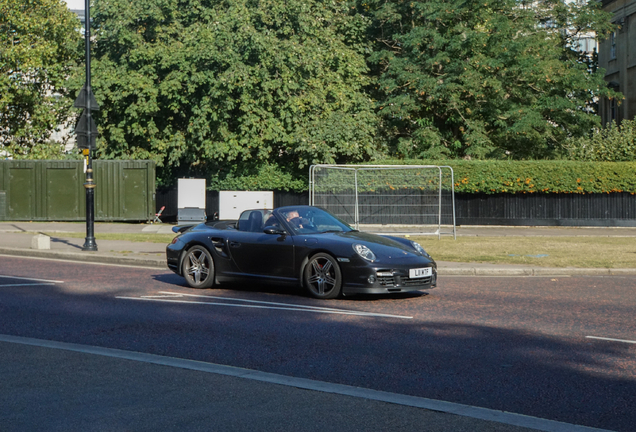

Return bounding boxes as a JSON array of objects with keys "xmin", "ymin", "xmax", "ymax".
[
  {"xmin": 0, "ymin": 0, "xmax": 81, "ymax": 158},
  {"xmin": 89, "ymin": 0, "xmax": 378, "ymax": 185},
  {"xmin": 363, "ymin": 0, "xmax": 618, "ymax": 160},
  {"xmin": 563, "ymin": 119, "xmax": 636, "ymax": 161}
]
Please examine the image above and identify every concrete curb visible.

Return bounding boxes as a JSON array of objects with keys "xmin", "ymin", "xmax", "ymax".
[
  {"xmin": 2, "ymin": 247, "xmax": 634, "ymax": 276},
  {"xmin": 0, "ymin": 247, "xmax": 167, "ymax": 269}
]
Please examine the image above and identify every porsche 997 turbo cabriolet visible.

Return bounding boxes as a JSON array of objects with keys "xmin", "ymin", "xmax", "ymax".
[{"xmin": 166, "ymin": 205, "xmax": 437, "ymax": 299}]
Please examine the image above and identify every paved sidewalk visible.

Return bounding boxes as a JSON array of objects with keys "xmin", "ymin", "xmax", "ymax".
[{"xmin": 1, "ymin": 221, "xmax": 635, "ymax": 275}]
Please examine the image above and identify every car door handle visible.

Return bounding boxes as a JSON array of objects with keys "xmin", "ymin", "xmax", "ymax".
[{"xmin": 229, "ymin": 241, "xmax": 241, "ymax": 248}]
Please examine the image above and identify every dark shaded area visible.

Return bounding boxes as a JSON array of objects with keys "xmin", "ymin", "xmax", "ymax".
[
  {"xmin": 156, "ymin": 189, "xmax": 636, "ymax": 226},
  {"xmin": 455, "ymin": 192, "xmax": 636, "ymax": 226}
]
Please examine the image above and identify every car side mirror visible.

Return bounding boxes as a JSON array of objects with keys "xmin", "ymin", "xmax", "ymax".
[{"xmin": 263, "ymin": 226, "xmax": 286, "ymax": 235}]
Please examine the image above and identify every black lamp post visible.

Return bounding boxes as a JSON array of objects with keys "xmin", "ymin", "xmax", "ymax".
[{"xmin": 74, "ymin": 0, "xmax": 99, "ymax": 251}]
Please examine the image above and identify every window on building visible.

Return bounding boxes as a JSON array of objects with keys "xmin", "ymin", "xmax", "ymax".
[{"xmin": 610, "ymin": 32, "xmax": 616, "ymax": 59}]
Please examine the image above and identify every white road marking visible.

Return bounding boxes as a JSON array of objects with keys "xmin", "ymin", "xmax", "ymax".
[
  {"xmin": 0, "ymin": 275, "xmax": 64, "ymax": 284},
  {"xmin": 0, "ymin": 334, "xmax": 613, "ymax": 432},
  {"xmin": 586, "ymin": 336, "xmax": 636, "ymax": 344},
  {"xmin": 159, "ymin": 291, "xmax": 406, "ymax": 315},
  {"xmin": 116, "ymin": 291, "xmax": 412, "ymax": 319},
  {"xmin": 0, "ymin": 283, "xmax": 57, "ymax": 287}
]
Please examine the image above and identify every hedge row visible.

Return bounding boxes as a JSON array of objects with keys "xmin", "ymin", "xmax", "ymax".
[
  {"xmin": 366, "ymin": 160, "xmax": 636, "ymax": 194},
  {"xmin": 207, "ymin": 163, "xmax": 308, "ymax": 192},
  {"xmin": 207, "ymin": 160, "xmax": 636, "ymax": 194}
]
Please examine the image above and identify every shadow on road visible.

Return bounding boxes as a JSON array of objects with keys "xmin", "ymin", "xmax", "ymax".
[{"xmin": 152, "ymin": 273, "xmax": 431, "ymax": 301}]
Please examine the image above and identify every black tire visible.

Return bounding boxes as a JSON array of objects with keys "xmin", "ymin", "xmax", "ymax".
[
  {"xmin": 182, "ymin": 245, "xmax": 215, "ymax": 289},
  {"xmin": 304, "ymin": 253, "xmax": 342, "ymax": 299}
]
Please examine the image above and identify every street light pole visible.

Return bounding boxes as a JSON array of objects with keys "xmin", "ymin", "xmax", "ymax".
[
  {"xmin": 82, "ymin": 148, "xmax": 97, "ymax": 251},
  {"xmin": 74, "ymin": 0, "xmax": 99, "ymax": 251}
]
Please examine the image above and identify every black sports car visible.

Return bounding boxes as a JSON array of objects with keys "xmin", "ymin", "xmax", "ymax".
[{"xmin": 166, "ymin": 205, "xmax": 437, "ymax": 299}]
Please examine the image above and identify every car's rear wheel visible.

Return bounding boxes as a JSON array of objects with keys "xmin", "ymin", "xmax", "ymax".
[
  {"xmin": 182, "ymin": 246, "xmax": 215, "ymax": 289},
  {"xmin": 304, "ymin": 253, "xmax": 342, "ymax": 299}
]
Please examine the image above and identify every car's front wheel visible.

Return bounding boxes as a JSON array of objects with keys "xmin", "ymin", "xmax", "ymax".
[
  {"xmin": 182, "ymin": 245, "xmax": 215, "ymax": 289},
  {"xmin": 304, "ymin": 253, "xmax": 342, "ymax": 299}
]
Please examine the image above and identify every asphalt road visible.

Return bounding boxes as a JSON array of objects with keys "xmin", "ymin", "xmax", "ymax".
[{"xmin": 0, "ymin": 256, "xmax": 634, "ymax": 431}]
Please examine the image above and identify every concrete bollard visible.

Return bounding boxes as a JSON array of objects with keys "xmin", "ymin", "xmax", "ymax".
[{"xmin": 31, "ymin": 234, "xmax": 51, "ymax": 250}]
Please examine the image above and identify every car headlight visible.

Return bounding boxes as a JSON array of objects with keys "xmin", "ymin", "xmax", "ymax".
[
  {"xmin": 353, "ymin": 244, "xmax": 376, "ymax": 262},
  {"xmin": 410, "ymin": 241, "xmax": 431, "ymax": 258}
]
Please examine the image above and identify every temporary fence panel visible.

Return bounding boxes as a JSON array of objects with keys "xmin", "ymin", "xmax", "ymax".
[
  {"xmin": 309, "ymin": 165, "xmax": 456, "ymax": 238},
  {"xmin": 309, "ymin": 167, "xmax": 359, "ymax": 225}
]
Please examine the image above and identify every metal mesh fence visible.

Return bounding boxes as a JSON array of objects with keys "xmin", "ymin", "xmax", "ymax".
[{"xmin": 309, "ymin": 165, "xmax": 456, "ymax": 237}]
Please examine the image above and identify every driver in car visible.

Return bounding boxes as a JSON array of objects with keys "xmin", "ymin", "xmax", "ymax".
[{"xmin": 285, "ymin": 210, "xmax": 310, "ymax": 230}]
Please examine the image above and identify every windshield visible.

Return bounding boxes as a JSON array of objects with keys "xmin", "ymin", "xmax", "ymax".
[{"xmin": 279, "ymin": 207, "xmax": 353, "ymax": 234}]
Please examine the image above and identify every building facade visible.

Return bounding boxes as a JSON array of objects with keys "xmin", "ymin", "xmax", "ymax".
[{"xmin": 599, "ymin": 0, "xmax": 636, "ymax": 124}]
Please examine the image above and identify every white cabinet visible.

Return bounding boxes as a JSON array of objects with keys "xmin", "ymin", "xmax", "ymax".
[
  {"xmin": 178, "ymin": 178, "xmax": 206, "ymax": 223},
  {"xmin": 219, "ymin": 191, "xmax": 273, "ymax": 220}
]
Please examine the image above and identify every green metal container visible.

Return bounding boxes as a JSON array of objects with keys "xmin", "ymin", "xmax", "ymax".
[
  {"xmin": 0, "ymin": 191, "xmax": 6, "ymax": 221},
  {"xmin": 93, "ymin": 160, "xmax": 156, "ymax": 221},
  {"xmin": 0, "ymin": 160, "xmax": 155, "ymax": 221}
]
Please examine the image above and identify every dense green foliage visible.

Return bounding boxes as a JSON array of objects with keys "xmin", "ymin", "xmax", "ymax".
[
  {"xmin": 88, "ymin": 0, "xmax": 377, "ymax": 185},
  {"xmin": 363, "ymin": 0, "xmax": 616, "ymax": 160},
  {"xmin": 3, "ymin": 0, "xmax": 629, "ymax": 193},
  {"xmin": 0, "ymin": 0, "xmax": 81, "ymax": 158},
  {"xmin": 562, "ymin": 119, "xmax": 636, "ymax": 161}
]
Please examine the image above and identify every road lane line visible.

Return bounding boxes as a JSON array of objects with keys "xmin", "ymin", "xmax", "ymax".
[
  {"xmin": 586, "ymin": 336, "xmax": 636, "ymax": 344},
  {"xmin": 116, "ymin": 295, "xmax": 413, "ymax": 319},
  {"xmin": 0, "ymin": 334, "xmax": 612, "ymax": 432},
  {"xmin": 0, "ymin": 275, "xmax": 64, "ymax": 283},
  {"xmin": 144, "ymin": 290, "xmax": 414, "ymax": 318},
  {"xmin": 157, "ymin": 291, "xmax": 408, "ymax": 316},
  {"xmin": 0, "ymin": 283, "xmax": 57, "ymax": 287}
]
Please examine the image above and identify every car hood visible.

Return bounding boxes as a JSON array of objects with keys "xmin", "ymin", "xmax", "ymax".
[{"xmin": 316, "ymin": 231, "xmax": 431, "ymax": 264}]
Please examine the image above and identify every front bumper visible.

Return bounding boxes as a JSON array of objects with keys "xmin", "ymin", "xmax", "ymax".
[
  {"xmin": 166, "ymin": 243, "xmax": 182, "ymax": 275},
  {"xmin": 341, "ymin": 263, "xmax": 437, "ymax": 295}
]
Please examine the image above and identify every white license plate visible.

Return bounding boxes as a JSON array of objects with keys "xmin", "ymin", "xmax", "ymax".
[{"xmin": 409, "ymin": 267, "xmax": 432, "ymax": 279}]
